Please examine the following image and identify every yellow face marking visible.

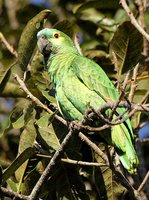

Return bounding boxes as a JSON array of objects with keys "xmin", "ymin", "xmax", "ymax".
[{"xmin": 51, "ymin": 34, "xmax": 65, "ymax": 45}]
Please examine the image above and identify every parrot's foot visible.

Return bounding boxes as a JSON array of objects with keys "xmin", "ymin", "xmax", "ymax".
[{"xmin": 69, "ymin": 121, "xmax": 80, "ymax": 132}]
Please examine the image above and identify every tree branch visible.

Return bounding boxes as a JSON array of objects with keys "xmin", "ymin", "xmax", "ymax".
[
  {"xmin": 120, "ymin": 0, "xmax": 149, "ymax": 41},
  {"xmin": 0, "ymin": 32, "xmax": 18, "ymax": 57},
  {"xmin": 0, "ymin": 187, "xmax": 29, "ymax": 200},
  {"xmin": 78, "ymin": 132, "xmax": 109, "ymax": 165},
  {"xmin": 14, "ymin": 73, "xmax": 149, "ymax": 133},
  {"xmin": 29, "ymin": 127, "xmax": 76, "ymax": 200},
  {"xmin": 138, "ymin": 170, "xmax": 149, "ymax": 192},
  {"xmin": 36, "ymin": 154, "xmax": 106, "ymax": 167},
  {"xmin": 128, "ymin": 64, "xmax": 139, "ymax": 102}
]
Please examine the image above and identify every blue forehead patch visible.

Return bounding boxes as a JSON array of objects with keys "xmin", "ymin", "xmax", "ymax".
[
  {"xmin": 37, "ymin": 28, "xmax": 58, "ymax": 38},
  {"xmin": 37, "ymin": 28, "xmax": 51, "ymax": 38}
]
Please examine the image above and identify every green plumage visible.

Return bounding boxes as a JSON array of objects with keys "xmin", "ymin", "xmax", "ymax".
[{"xmin": 37, "ymin": 28, "xmax": 139, "ymax": 174}]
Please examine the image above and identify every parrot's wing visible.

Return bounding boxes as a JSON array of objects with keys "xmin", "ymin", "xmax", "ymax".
[
  {"xmin": 72, "ymin": 56, "xmax": 119, "ymax": 103},
  {"xmin": 72, "ymin": 55, "xmax": 134, "ymax": 138}
]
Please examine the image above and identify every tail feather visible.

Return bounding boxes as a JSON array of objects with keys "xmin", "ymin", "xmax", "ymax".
[{"xmin": 112, "ymin": 123, "xmax": 139, "ymax": 174}]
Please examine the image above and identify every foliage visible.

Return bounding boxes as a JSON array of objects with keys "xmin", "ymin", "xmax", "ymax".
[{"xmin": 0, "ymin": 0, "xmax": 149, "ymax": 200}]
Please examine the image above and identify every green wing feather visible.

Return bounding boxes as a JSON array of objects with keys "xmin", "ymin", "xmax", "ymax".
[{"xmin": 72, "ymin": 56, "xmax": 118, "ymax": 102}]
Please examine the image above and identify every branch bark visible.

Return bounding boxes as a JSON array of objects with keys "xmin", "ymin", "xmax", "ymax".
[{"xmin": 0, "ymin": 187, "xmax": 29, "ymax": 200}]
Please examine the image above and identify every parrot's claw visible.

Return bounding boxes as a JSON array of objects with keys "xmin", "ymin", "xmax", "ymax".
[{"xmin": 69, "ymin": 121, "xmax": 80, "ymax": 131}]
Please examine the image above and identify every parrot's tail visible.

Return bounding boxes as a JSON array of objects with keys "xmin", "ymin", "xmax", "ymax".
[{"xmin": 112, "ymin": 123, "xmax": 139, "ymax": 174}]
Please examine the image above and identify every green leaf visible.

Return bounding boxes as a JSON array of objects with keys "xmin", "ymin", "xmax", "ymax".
[
  {"xmin": 1, "ymin": 82, "xmax": 25, "ymax": 97},
  {"xmin": 42, "ymin": 90, "xmax": 57, "ymax": 105},
  {"xmin": 2, "ymin": 147, "xmax": 36, "ymax": 183},
  {"xmin": 75, "ymin": 8, "xmax": 105, "ymax": 24},
  {"xmin": 74, "ymin": 1, "xmax": 119, "ymax": 14},
  {"xmin": 0, "ymin": 99, "xmax": 32, "ymax": 137},
  {"xmin": 20, "ymin": 170, "xmax": 40, "ymax": 195},
  {"xmin": 17, "ymin": 9, "xmax": 51, "ymax": 71},
  {"xmin": 11, "ymin": 99, "xmax": 33, "ymax": 129},
  {"xmin": 12, "ymin": 114, "xmax": 25, "ymax": 129},
  {"xmin": 110, "ymin": 21, "xmax": 143, "ymax": 78},
  {"xmin": 0, "ymin": 114, "xmax": 11, "ymax": 137},
  {"xmin": 31, "ymin": 71, "xmax": 51, "ymax": 92},
  {"xmin": 7, "ymin": 178, "xmax": 18, "ymax": 192},
  {"xmin": 131, "ymin": 112, "xmax": 142, "ymax": 129},
  {"xmin": 133, "ymin": 72, "xmax": 149, "ymax": 103},
  {"xmin": 36, "ymin": 115, "xmax": 49, "ymax": 128},
  {"xmin": 131, "ymin": 71, "xmax": 149, "ymax": 128},
  {"xmin": 15, "ymin": 118, "xmax": 36, "ymax": 183},
  {"xmin": 94, "ymin": 167, "xmax": 126, "ymax": 200},
  {"xmin": 29, "ymin": 49, "xmax": 45, "ymax": 74},
  {"xmin": 36, "ymin": 111, "xmax": 60, "ymax": 151}
]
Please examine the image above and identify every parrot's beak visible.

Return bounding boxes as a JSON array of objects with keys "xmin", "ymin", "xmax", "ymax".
[{"xmin": 37, "ymin": 35, "xmax": 52, "ymax": 55}]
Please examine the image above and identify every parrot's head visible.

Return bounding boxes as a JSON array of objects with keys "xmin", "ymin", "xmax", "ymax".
[{"xmin": 37, "ymin": 28, "xmax": 77, "ymax": 56}]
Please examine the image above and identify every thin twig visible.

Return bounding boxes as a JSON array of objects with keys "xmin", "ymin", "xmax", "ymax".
[
  {"xmin": 0, "ymin": 186, "xmax": 29, "ymax": 200},
  {"xmin": 122, "ymin": 71, "xmax": 130, "ymax": 90},
  {"xmin": 139, "ymin": 89, "xmax": 149, "ymax": 104},
  {"xmin": 82, "ymin": 101, "xmax": 149, "ymax": 132},
  {"xmin": 135, "ymin": 0, "xmax": 146, "ymax": 28},
  {"xmin": 135, "ymin": 0, "xmax": 148, "ymax": 56},
  {"xmin": 108, "ymin": 71, "xmax": 130, "ymax": 120},
  {"xmin": 129, "ymin": 64, "xmax": 139, "ymax": 102},
  {"xmin": 142, "ymin": 138, "xmax": 149, "ymax": 143},
  {"xmin": 92, "ymin": 108, "xmax": 117, "ymax": 125},
  {"xmin": 109, "ymin": 92, "xmax": 124, "ymax": 120},
  {"xmin": 78, "ymin": 123, "xmax": 110, "ymax": 132},
  {"xmin": 14, "ymin": 74, "xmax": 53, "ymax": 114},
  {"xmin": 0, "ymin": 32, "xmax": 18, "ymax": 57},
  {"xmin": 120, "ymin": 0, "xmax": 149, "ymax": 41},
  {"xmin": 138, "ymin": 171, "xmax": 149, "ymax": 192},
  {"xmin": 36, "ymin": 154, "xmax": 106, "ymax": 167},
  {"xmin": 78, "ymin": 132, "xmax": 109, "ymax": 165},
  {"xmin": 111, "ymin": 51, "xmax": 119, "ymax": 75}
]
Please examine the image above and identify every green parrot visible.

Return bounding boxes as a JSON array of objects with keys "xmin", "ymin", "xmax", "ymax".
[{"xmin": 37, "ymin": 28, "xmax": 139, "ymax": 174}]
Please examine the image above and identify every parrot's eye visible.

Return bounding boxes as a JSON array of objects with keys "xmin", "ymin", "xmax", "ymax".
[
  {"xmin": 54, "ymin": 33, "xmax": 59, "ymax": 38},
  {"xmin": 41, "ymin": 35, "xmax": 47, "ymax": 39}
]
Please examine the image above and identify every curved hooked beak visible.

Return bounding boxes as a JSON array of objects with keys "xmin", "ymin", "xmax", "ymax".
[{"xmin": 37, "ymin": 35, "xmax": 52, "ymax": 56}]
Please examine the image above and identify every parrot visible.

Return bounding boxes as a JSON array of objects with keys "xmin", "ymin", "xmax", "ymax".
[{"xmin": 37, "ymin": 28, "xmax": 139, "ymax": 174}]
